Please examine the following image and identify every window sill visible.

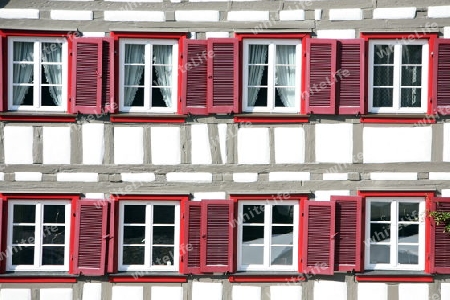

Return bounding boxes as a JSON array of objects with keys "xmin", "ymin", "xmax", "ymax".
[
  {"xmin": 109, "ymin": 272, "xmax": 187, "ymax": 283},
  {"xmin": 234, "ymin": 114, "xmax": 309, "ymax": 124},
  {"xmin": 355, "ymin": 271, "xmax": 433, "ymax": 283},
  {"xmin": 229, "ymin": 272, "xmax": 305, "ymax": 283},
  {"xmin": 110, "ymin": 113, "xmax": 187, "ymax": 123},
  {"xmin": 0, "ymin": 112, "xmax": 77, "ymax": 123},
  {"xmin": 0, "ymin": 272, "xmax": 77, "ymax": 283},
  {"xmin": 361, "ymin": 114, "xmax": 436, "ymax": 124}
]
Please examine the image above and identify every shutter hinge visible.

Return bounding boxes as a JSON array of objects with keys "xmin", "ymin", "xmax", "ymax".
[
  {"xmin": 181, "ymin": 255, "xmax": 184, "ymax": 262},
  {"xmin": 431, "ymin": 51, "xmax": 434, "ymax": 57}
]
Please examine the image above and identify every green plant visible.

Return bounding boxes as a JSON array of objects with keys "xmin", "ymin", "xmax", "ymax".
[{"xmin": 429, "ymin": 211, "xmax": 450, "ymax": 233}]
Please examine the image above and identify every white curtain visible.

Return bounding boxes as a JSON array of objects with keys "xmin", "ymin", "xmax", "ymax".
[
  {"xmin": 42, "ymin": 43, "xmax": 63, "ymax": 106},
  {"xmin": 153, "ymin": 45, "xmax": 173, "ymax": 107},
  {"xmin": 248, "ymin": 45, "xmax": 268, "ymax": 106},
  {"xmin": 124, "ymin": 44, "xmax": 145, "ymax": 106},
  {"xmin": 276, "ymin": 45, "xmax": 296, "ymax": 108},
  {"xmin": 13, "ymin": 42, "xmax": 34, "ymax": 106}
]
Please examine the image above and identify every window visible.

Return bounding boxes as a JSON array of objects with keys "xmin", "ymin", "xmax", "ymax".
[
  {"xmin": 237, "ymin": 200, "xmax": 299, "ymax": 271},
  {"xmin": 6, "ymin": 200, "xmax": 71, "ymax": 271},
  {"xmin": 8, "ymin": 37, "xmax": 68, "ymax": 112},
  {"xmin": 365, "ymin": 197, "xmax": 425, "ymax": 271},
  {"xmin": 118, "ymin": 201, "xmax": 180, "ymax": 271},
  {"xmin": 119, "ymin": 39, "xmax": 178, "ymax": 113},
  {"xmin": 242, "ymin": 39, "xmax": 301, "ymax": 113},
  {"xmin": 368, "ymin": 40, "xmax": 428, "ymax": 113}
]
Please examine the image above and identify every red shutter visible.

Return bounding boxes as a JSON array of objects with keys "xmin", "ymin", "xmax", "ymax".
[
  {"xmin": 337, "ymin": 39, "xmax": 364, "ymax": 115},
  {"xmin": 182, "ymin": 40, "xmax": 208, "ymax": 115},
  {"xmin": 305, "ymin": 39, "xmax": 337, "ymax": 114},
  {"xmin": 72, "ymin": 38, "xmax": 102, "ymax": 114},
  {"xmin": 107, "ymin": 199, "xmax": 116, "ymax": 273},
  {"xmin": 433, "ymin": 39, "xmax": 450, "ymax": 115},
  {"xmin": 200, "ymin": 200, "xmax": 234, "ymax": 273},
  {"xmin": 207, "ymin": 38, "xmax": 239, "ymax": 114},
  {"xmin": 331, "ymin": 196, "xmax": 363, "ymax": 272},
  {"xmin": 101, "ymin": 38, "xmax": 115, "ymax": 113},
  {"xmin": 303, "ymin": 201, "xmax": 335, "ymax": 275},
  {"xmin": 184, "ymin": 201, "xmax": 202, "ymax": 274},
  {"xmin": 73, "ymin": 200, "xmax": 108, "ymax": 276},
  {"xmin": 430, "ymin": 197, "xmax": 450, "ymax": 274},
  {"xmin": 0, "ymin": 35, "xmax": 3, "ymax": 112}
]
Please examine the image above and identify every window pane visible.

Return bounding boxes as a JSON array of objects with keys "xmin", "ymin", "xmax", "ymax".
[
  {"xmin": 13, "ymin": 42, "xmax": 34, "ymax": 61},
  {"xmin": 152, "ymin": 88, "xmax": 171, "ymax": 107},
  {"xmin": 13, "ymin": 205, "xmax": 36, "ymax": 223},
  {"xmin": 374, "ymin": 45, "xmax": 394, "ymax": 64},
  {"xmin": 125, "ymin": 44, "xmax": 145, "ymax": 64},
  {"xmin": 276, "ymin": 45, "xmax": 295, "ymax": 64},
  {"xmin": 398, "ymin": 224, "xmax": 419, "ymax": 243},
  {"xmin": 242, "ymin": 245, "xmax": 264, "ymax": 265},
  {"xmin": 369, "ymin": 224, "xmax": 391, "ymax": 243},
  {"xmin": 242, "ymin": 226, "xmax": 264, "ymax": 244},
  {"xmin": 42, "ymin": 246, "xmax": 65, "ymax": 265},
  {"xmin": 13, "ymin": 86, "xmax": 33, "ymax": 106},
  {"xmin": 152, "ymin": 66, "xmax": 172, "ymax": 87},
  {"xmin": 12, "ymin": 246, "xmax": 34, "ymax": 265},
  {"xmin": 248, "ymin": 87, "xmax": 267, "ymax": 107},
  {"xmin": 370, "ymin": 202, "xmax": 391, "ymax": 221},
  {"xmin": 398, "ymin": 203, "xmax": 420, "ymax": 222},
  {"xmin": 249, "ymin": 44, "xmax": 268, "ymax": 64},
  {"xmin": 13, "ymin": 65, "xmax": 34, "ymax": 84},
  {"xmin": 43, "ymin": 226, "xmax": 65, "ymax": 244},
  {"xmin": 272, "ymin": 226, "xmax": 293, "ymax": 244},
  {"xmin": 153, "ymin": 205, "xmax": 175, "ymax": 224},
  {"xmin": 372, "ymin": 88, "xmax": 393, "ymax": 107},
  {"xmin": 398, "ymin": 245, "xmax": 419, "ymax": 264},
  {"xmin": 152, "ymin": 226, "xmax": 174, "ymax": 245},
  {"xmin": 152, "ymin": 246, "xmax": 174, "ymax": 266},
  {"xmin": 43, "ymin": 205, "xmax": 65, "ymax": 223},
  {"xmin": 124, "ymin": 87, "xmax": 144, "ymax": 107},
  {"xmin": 370, "ymin": 244, "xmax": 390, "ymax": 264},
  {"xmin": 272, "ymin": 205, "xmax": 294, "ymax": 224},
  {"xmin": 402, "ymin": 45, "xmax": 422, "ymax": 65},
  {"xmin": 373, "ymin": 66, "xmax": 394, "ymax": 86},
  {"xmin": 401, "ymin": 88, "xmax": 421, "ymax": 108},
  {"xmin": 42, "ymin": 43, "xmax": 62, "ymax": 62},
  {"xmin": 275, "ymin": 87, "xmax": 295, "ymax": 107},
  {"xmin": 401, "ymin": 66, "xmax": 421, "ymax": 86},
  {"xmin": 242, "ymin": 205, "xmax": 265, "ymax": 223},
  {"xmin": 41, "ymin": 65, "xmax": 62, "ymax": 84},
  {"xmin": 13, "ymin": 226, "xmax": 35, "ymax": 242},
  {"xmin": 123, "ymin": 226, "xmax": 145, "ymax": 244},
  {"xmin": 122, "ymin": 246, "xmax": 145, "ymax": 265},
  {"xmin": 124, "ymin": 205, "xmax": 146, "ymax": 224},
  {"xmin": 271, "ymin": 246, "xmax": 293, "ymax": 265}
]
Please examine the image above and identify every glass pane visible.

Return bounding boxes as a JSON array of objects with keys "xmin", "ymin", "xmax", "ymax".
[
  {"xmin": 124, "ymin": 87, "xmax": 144, "ymax": 107},
  {"xmin": 275, "ymin": 87, "xmax": 295, "ymax": 107},
  {"xmin": 374, "ymin": 45, "xmax": 394, "ymax": 64},
  {"xmin": 242, "ymin": 226, "xmax": 264, "ymax": 244},
  {"xmin": 153, "ymin": 205, "xmax": 175, "ymax": 224},
  {"xmin": 399, "ymin": 203, "xmax": 420, "ymax": 222},
  {"xmin": 247, "ymin": 87, "xmax": 267, "ymax": 107},
  {"xmin": 152, "ymin": 88, "xmax": 171, "ymax": 107},
  {"xmin": 13, "ymin": 205, "xmax": 36, "ymax": 223},
  {"xmin": 122, "ymin": 246, "xmax": 144, "ymax": 265},
  {"xmin": 398, "ymin": 224, "xmax": 419, "ymax": 243},
  {"xmin": 370, "ymin": 244, "xmax": 390, "ymax": 264},
  {"xmin": 152, "ymin": 246, "xmax": 174, "ymax": 266},
  {"xmin": 398, "ymin": 245, "xmax": 419, "ymax": 264},
  {"xmin": 123, "ymin": 226, "xmax": 145, "ymax": 244},
  {"xmin": 44, "ymin": 205, "xmax": 65, "ymax": 223},
  {"xmin": 271, "ymin": 246, "xmax": 293, "ymax": 265},
  {"xmin": 124, "ymin": 65, "xmax": 145, "ymax": 86},
  {"xmin": 41, "ymin": 65, "xmax": 62, "ymax": 84},
  {"xmin": 153, "ymin": 226, "xmax": 174, "ymax": 245},
  {"xmin": 272, "ymin": 205, "xmax": 294, "ymax": 224},
  {"xmin": 401, "ymin": 88, "xmax": 421, "ymax": 108},
  {"xmin": 276, "ymin": 45, "xmax": 296, "ymax": 64},
  {"xmin": 402, "ymin": 45, "xmax": 422, "ymax": 64},
  {"xmin": 12, "ymin": 246, "xmax": 34, "ymax": 265},
  {"xmin": 152, "ymin": 66, "xmax": 172, "ymax": 87},
  {"xmin": 369, "ymin": 224, "xmax": 391, "ymax": 243},
  {"xmin": 42, "ymin": 43, "xmax": 62, "ymax": 62},
  {"xmin": 275, "ymin": 66, "xmax": 295, "ymax": 86},
  {"xmin": 13, "ymin": 42, "xmax": 34, "ymax": 61},
  {"xmin": 372, "ymin": 88, "xmax": 393, "ymax": 107},
  {"xmin": 124, "ymin": 205, "xmax": 145, "ymax": 224},
  {"xmin": 13, "ymin": 64, "xmax": 34, "ymax": 84},
  {"xmin": 42, "ymin": 246, "xmax": 64, "ymax": 265},
  {"xmin": 43, "ymin": 226, "xmax": 65, "ymax": 244},
  {"xmin": 241, "ymin": 245, "xmax": 264, "ymax": 265},
  {"xmin": 401, "ymin": 66, "xmax": 421, "ymax": 86},
  {"xmin": 242, "ymin": 205, "xmax": 265, "ymax": 223},
  {"xmin": 153, "ymin": 45, "xmax": 173, "ymax": 64},
  {"xmin": 371, "ymin": 202, "xmax": 391, "ymax": 221},
  {"xmin": 272, "ymin": 226, "xmax": 293, "ymax": 244},
  {"xmin": 249, "ymin": 45, "xmax": 268, "ymax": 64},
  {"xmin": 13, "ymin": 86, "xmax": 33, "ymax": 106},
  {"xmin": 125, "ymin": 44, "xmax": 145, "ymax": 64},
  {"xmin": 13, "ymin": 226, "xmax": 35, "ymax": 242},
  {"xmin": 373, "ymin": 66, "xmax": 394, "ymax": 86}
]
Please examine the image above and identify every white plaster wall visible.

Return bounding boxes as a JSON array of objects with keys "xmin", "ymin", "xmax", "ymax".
[
  {"xmin": 357, "ymin": 283, "xmax": 388, "ymax": 300},
  {"xmin": 4, "ymin": 126, "xmax": 33, "ymax": 164},
  {"xmin": 82, "ymin": 123, "xmax": 104, "ymax": 164},
  {"xmin": 443, "ymin": 123, "xmax": 450, "ymax": 162},
  {"xmin": 314, "ymin": 190, "xmax": 350, "ymax": 201},
  {"xmin": 84, "ymin": 193, "xmax": 105, "ymax": 199},
  {"xmin": 233, "ymin": 172, "xmax": 258, "ymax": 182},
  {"xmin": 270, "ymin": 286, "xmax": 302, "ymax": 300},
  {"xmin": 268, "ymin": 172, "xmax": 310, "ymax": 181},
  {"xmin": 43, "ymin": 127, "xmax": 71, "ymax": 164},
  {"xmin": 314, "ymin": 281, "xmax": 347, "ymax": 300},
  {"xmin": 369, "ymin": 172, "xmax": 417, "ymax": 180},
  {"xmin": 398, "ymin": 283, "xmax": 428, "ymax": 300},
  {"xmin": 274, "ymin": 127, "xmax": 305, "ymax": 164},
  {"xmin": 192, "ymin": 282, "xmax": 222, "ymax": 300},
  {"xmin": 192, "ymin": 192, "xmax": 226, "ymax": 201},
  {"xmin": 441, "ymin": 282, "xmax": 450, "ymax": 300},
  {"xmin": 0, "ymin": 289, "xmax": 31, "ymax": 300},
  {"xmin": 317, "ymin": 29, "xmax": 356, "ymax": 39},
  {"xmin": 364, "ymin": 127, "xmax": 432, "ymax": 163},
  {"xmin": 191, "ymin": 124, "xmax": 212, "ymax": 164},
  {"xmin": 121, "ymin": 173, "xmax": 155, "ymax": 182},
  {"xmin": 111, "ymin": 286, "xmax": 143, "ymax": 300},
  {"xmin": 15, "ymin": 172, "xmax": 42, "ymax": 181},
  {"xmin": 238, "ymin": 128, "xmax": 270, "ymax": 164},
  {"xmin": 166, "ymin": 172, "xmax": 212, "ymax": 183},
  {"xmin": 323, "ymin": 173, "xmax": 348, "ymax": 180},
  {"xmin": 441, "ymin": 189, "xmax": 450, "ymax": 197},
  {"xmin": 316, "ymin": 123, "xmax": 353, "ymax": 163},
  {"xmin": 218, "ymin": 123, "xmax": 228, "ymax": 164},
  {"xmin": 114, "ymin": 127, "xmax": 143, "ymax": 164},
  {"xmin": 82, "ymin": 283, "xmax": 102, "ymax": 300},
  {"xmin": 232, "ymin": 286, "xmax": 261, "ymax": 300},
  {"xmin": 151, "ymin": 127, "xmax": 181, "ymax": 165},
  {"xmin": 151, "ymin": 287, "xmax": 183, "ymax": 300},
  {"xmin": 40, "ymin": 289, "xmax": 73, "ymax": 300}
]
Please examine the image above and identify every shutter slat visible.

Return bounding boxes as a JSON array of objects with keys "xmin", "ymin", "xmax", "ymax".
[
  {"xmin": 73, "ymin": 200, "xmax": 107, "ymax": 276},
  {"xmin": 303, "ymin": 201, "xmax": 335, "ymax": 275},
  {"xmin": 434, "ymin": 40, "xmax": 450, "ymax": 115},
  {"xmin": 431, "ymin": 197, "xmax": 450, "ymax": 274},
  {"xmin": 207, "ymin": 38, "xmax": 239, "ymax": 114},
  {"xmin": 184, "ymin": 201, "xmax": 202, "ymax": 274},
  {"xmin": 0, "ymin": 35, "xmax": 3, "ymax": 112},
  {"xmin": 107, "ymin": 199, "xmax": 116, "ymax": 273},
  {"xmin": 102, "ymin": 38, "xmax": 115, "ymax": 113}
]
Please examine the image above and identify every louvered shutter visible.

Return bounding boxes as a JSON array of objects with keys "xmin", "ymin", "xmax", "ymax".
[
  {"xmin": 73, "ymin": 200, "xmax": 108, "ymax": 276},
  {"xmin": 182, "ymin": 40, "xmax": 208, "ymax": 115},
  {"xmin": 434, "ymin": 40, "xmax": 450, "ymax": 115},
  {"xmin": 430, "ymin": 197, "xmax": 450, "ymax": 274},
  {"xmin": 331, "ymin": 196, "xmax": 363, "ymax": 272},
  {"xmin": 306, "ymin": 39, "xmax": 337, "ymax": 114},
  {"xmin": 101, "ymin": 38, "xmax": 115, "ymax": 113},
  {"xmin": 303, "ymin": 201, "xmax": 335, "ymax": 275},
  {"xmin": 207, "ymin": 38, "xmax": 239, "ymax": 114},
  {"xmin": 200, "ymin": 200, "xmax": 234, "ymax": 273},
  {"xmin": 337, "ymin": 39, "xmax": 364, "ymax": 115},
  {"xmin": 107, "ymin": 199, "xmax": 116, "ymax": 273},
  {"xmin": 0, "ymin": 35, "xmax": 3, "ymax": 112},
  {"xmin": 184, "ymin": 201, "xmax": 202, "ymax": 274}
]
